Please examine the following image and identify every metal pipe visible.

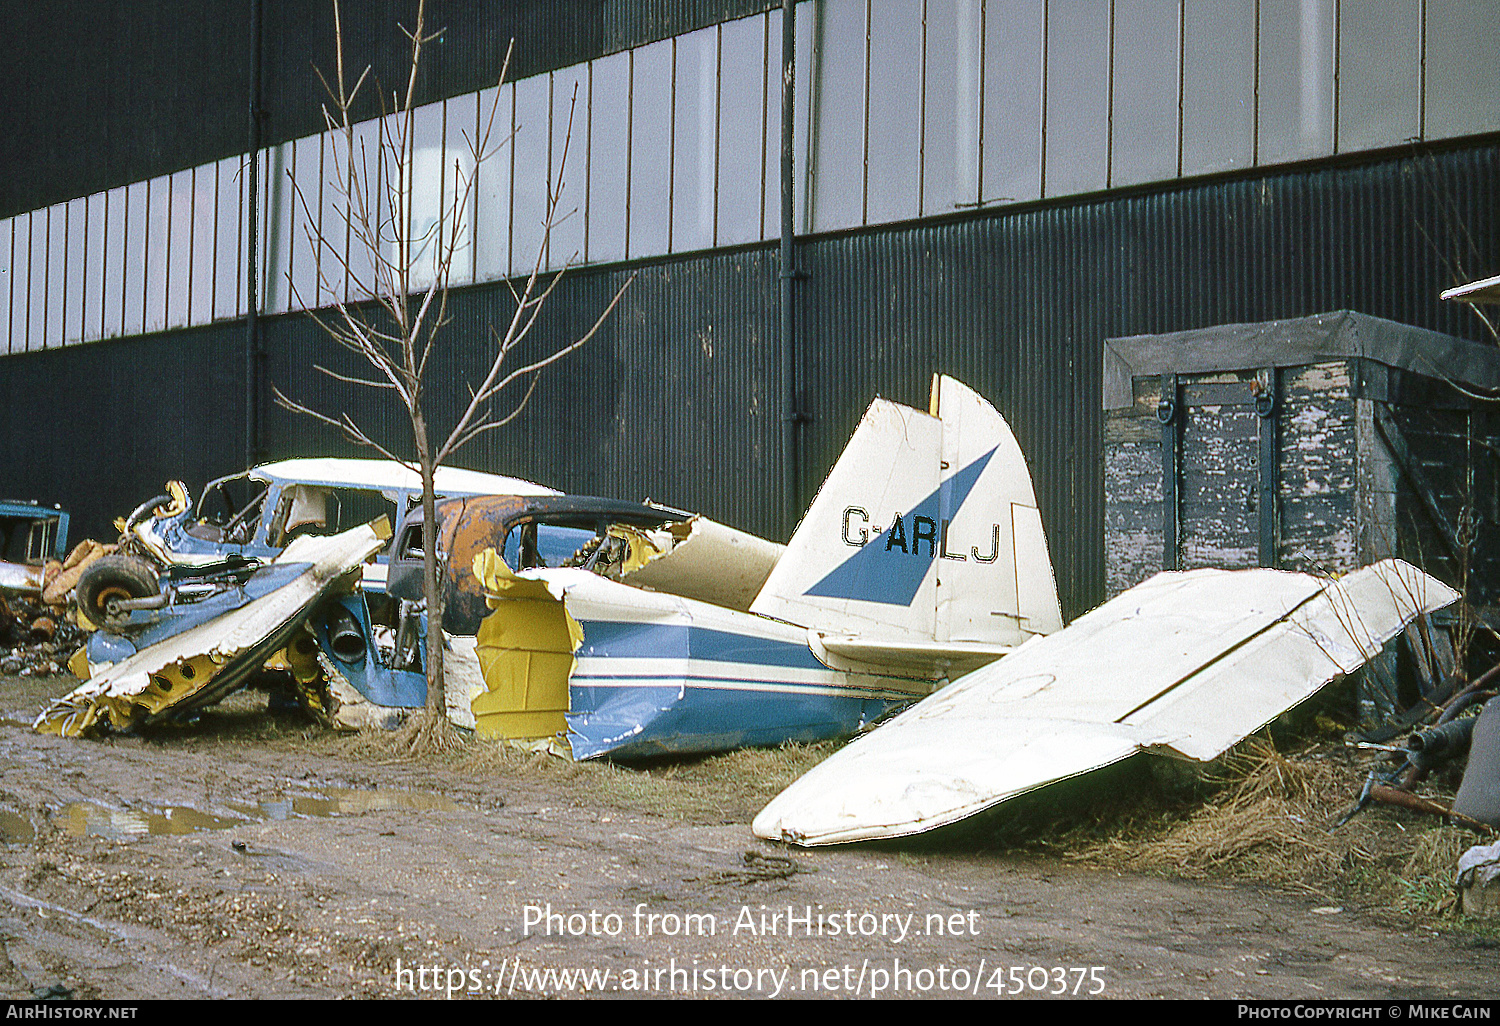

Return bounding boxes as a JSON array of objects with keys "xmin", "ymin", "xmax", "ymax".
[
  {"xmin": 245, "ymin": 0, "xmax": 263, "ymax": 471},
  {"xmin": 109, "ymin": 593, "xmax": 171, "ymax": 614},
  {"xmin": 1367, "ymin": 782, "xmax": 1496, "ymax": 835},
  {"xmin": 779, "ymin": 0, "xmax": 799, "ymax": 539},
  {"xmin": 326, "ymin": 607, "xmax": 367, "ymax": 663}
]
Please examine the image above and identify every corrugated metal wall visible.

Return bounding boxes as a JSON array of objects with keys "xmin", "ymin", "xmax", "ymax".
[
  {"xmin": 0, "ymin": 0, "xmax": 778, "ymax": 218},
  {"xmin": 4, "ymin": 142, "xmax": 1499, "ymax": 619},
  {"xmin": 0, "ymin": 322, "xmax": 245, "ymax": 541}
]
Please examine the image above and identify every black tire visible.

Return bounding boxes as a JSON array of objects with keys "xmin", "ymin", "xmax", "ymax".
[{"xmin": 76, "ymin": 555, "xmax": 161, "ymax": 625}]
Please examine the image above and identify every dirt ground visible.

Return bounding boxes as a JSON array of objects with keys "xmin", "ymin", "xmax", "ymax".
[{"xmin": 1, "ymin": 672, "xmax": 1495, "ymax": 1001}]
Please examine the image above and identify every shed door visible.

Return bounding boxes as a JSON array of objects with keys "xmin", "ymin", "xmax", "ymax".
[{"xmin": 1177, "ymin": 376, "xmax": 1260, "ymax": 570}]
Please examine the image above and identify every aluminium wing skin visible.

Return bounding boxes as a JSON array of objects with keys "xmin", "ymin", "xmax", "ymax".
[{"xmin": 752, "ymin": 560, "xmax": 1458, "ymax": 846}]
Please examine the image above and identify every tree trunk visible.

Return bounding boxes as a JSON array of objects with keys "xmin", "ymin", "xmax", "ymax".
[{"xmin": 411, "ymin": 413, "xmax": 454, "ymax": 751}]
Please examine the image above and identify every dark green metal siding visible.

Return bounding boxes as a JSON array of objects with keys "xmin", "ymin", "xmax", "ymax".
[{"xmin": 4, "ymin": 142, "xmax": 1499, "ymax": 619}]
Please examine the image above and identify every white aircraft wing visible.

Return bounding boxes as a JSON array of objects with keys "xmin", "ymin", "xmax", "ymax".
[{"xmin": 753, "ymin": 559, "xmax": 1458, "ymax": 845}]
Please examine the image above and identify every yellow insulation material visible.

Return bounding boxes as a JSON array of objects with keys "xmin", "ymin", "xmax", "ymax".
[
  {"xmin": 36, "ymin": 651, "xmax": 222, "ymax": 737},
  {"xmin": 469, "ymin": 548, "xmax": 583, "ymax": 740}
]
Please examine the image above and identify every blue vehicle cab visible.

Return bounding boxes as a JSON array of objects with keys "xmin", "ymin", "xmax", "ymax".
[{"xmin": 0, "ymin": 500, "xmax": 69, "ymax": 598}]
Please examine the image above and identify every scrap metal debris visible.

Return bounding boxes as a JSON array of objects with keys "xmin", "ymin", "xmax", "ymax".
[
  {"xmin": 0, "ymin": 593, "xmax": 90, "ymax": 676},
  {"xmin": 0, "ymin": 500, "xmax": 70, "ymax": 599},
  {"xmin": 1453, "ymin": 698, "xmax": 1500, "ymax": 828},
  {"xmin": 1457, "ymin": 840, "xmax": 1500, "ymax": 916},
  {"xmin": 0, "ymin": 513, "xmax": 108, "ymax": 676},
  {"xmin": 412, "ymin": 375, "xmax": 1061, "ymax": 760},
  {"xmin": 1336, "ymin": 660, "xmax": 1500, "ymax": 832},
  {"xmin": 34, "ymin": 520, "xmax": 389, "ymax": 737},
  {"xmin": 0, "ymin": 537, "xmax": 112, "ymax": 676}
]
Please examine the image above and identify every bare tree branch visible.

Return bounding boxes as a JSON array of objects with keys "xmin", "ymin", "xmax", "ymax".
[
  {"xmin": 274, "ymin": 0, "xmax": 633, "ymax": 748},
  {"xmin": 271, "ymin": 386, "xmax": 406, "ymax": 465}
]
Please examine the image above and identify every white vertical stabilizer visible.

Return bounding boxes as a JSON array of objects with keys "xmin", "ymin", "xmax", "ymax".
[{"xmin": 750, "ymin": 375, "xmax": 1061, "ymax": 659}]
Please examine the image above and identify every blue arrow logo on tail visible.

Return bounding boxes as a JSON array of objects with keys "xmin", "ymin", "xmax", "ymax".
[{"xmin": 803, "ymin": 446, "xmax": 998, "ymax": 606}]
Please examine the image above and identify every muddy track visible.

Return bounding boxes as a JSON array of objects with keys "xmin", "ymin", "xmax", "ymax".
[{"xmin": 0, "ymin": 677, "xmax": 1494, "ymax": 1000}]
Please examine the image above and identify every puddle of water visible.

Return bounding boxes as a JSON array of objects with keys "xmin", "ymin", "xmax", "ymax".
[
  {"xmin": 55, "ymin": 787, "xmax": 457, "ymax": 841},
  {"xmin": 289, "ymin": 787, "xmax": 459, "ymax": 817},
  {"xmin": 60, "ymin": 804, "xmax": 251, "ymax": 840},
  {"xmin": 0, "ymin": 810, "xmax": 36, "ymax": 843}
]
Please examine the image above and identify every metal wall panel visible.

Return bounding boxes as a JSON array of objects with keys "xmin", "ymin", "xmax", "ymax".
[
  {"xmin": 1181, "ymin": 0, "xmax": 1256, "ymax": 176},
  {"xmin": 718, "ymin": 15, "xmax": 771, "ymax": 246},
  {"xmin": 1254, "ymin": 0, "xmax": 1338, "ymax": 166},
  {"xmin": 981, "ymin": 0, "xmax": 1044, "ymax": 205},
  {"xmin": 1337, "ymin": 0, "xmax": 1421, "ymax": 153},
  {"xmin": 810, "ymin": 0, "xmax": 868, "ymax": 231},
  {"xmin": 920, "ymin": 0, "xmax": 982, "ymax": 217},
  {"xmin": 1110, "ymin": 0, "xmax": 1181, "ymax": 189},
  {"xmin": 863, "ymin": 1, "xmax": 922, "ymax": 225},
  {"xmin": 1257, "ymin": 0, "xmax": 1335, "ymax": 166},
  {"xmin": 671, "ymin": 28, "xmax": 720, "ymax": 253},
  {"xmin": 4, "ymin": 142, "xmax": 1500, "ymax": 621},
  {"xmin": 1041, "ymin": 0, "xmax": 1110, "ymax": 198},
  {"xmin": 0, "ymin": 0, "xmax": 779, "ymax": 219},
  {"xmin": 628, "ymin": 41, "xmax": 675, "ymax": 259},
  {"xmin": 1425, "ymin": 0, "xmax": 1500, "ymax": 142}
]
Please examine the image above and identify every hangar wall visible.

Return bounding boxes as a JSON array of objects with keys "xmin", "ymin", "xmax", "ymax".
[
  {"xmin": 4, "ymin": 139, "xmax": 1496, "ymax": 619},
  {"xmin": 9, "ymin": 1, "xmax": 1500, "ymax": 355}
]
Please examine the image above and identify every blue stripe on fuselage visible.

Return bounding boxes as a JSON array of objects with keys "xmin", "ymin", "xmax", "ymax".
[
  {"xmin": 576, "ymin": 619, "xmax": 827, "ymax": 671},
  {"xmin": 802, "ymin": 445, "xmax": 997, "ymax": 606}
]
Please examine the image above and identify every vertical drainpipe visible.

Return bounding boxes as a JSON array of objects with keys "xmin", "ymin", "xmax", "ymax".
[
  {"xmin": 245, "ymin": 0, "xmax": 263, "ymax": 471},
  {"xmin": 780, "ymin": 0, "xmax": 800, "ymax": 539}
]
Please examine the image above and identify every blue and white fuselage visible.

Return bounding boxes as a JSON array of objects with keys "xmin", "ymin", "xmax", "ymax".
[
  {"xmin": 499, "ymin": 569, "xmax": 929, "ymax": 759},
  {"xmin": 439, "ymin": 375, "xmax": 1064, "ymax": 760}
]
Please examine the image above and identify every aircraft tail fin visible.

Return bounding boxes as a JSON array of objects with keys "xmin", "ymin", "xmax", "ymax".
[{"xmin": 749, "ymin": 375, "xmax": 1061, "ymax": 650}]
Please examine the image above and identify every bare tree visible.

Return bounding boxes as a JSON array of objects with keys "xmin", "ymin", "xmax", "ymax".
[{"xmin": 274, "ymin": 0, "xmax": 633, "ymax": 749}]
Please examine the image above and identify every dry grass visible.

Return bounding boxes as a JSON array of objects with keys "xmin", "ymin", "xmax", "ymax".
[
  {"xmin": 1077, "ymin": 740, "xmax": 1352, "ymax": 889},
  {"xmin": 1051, "ymin": 736, "xmax": 1496, "ymax": 929}
]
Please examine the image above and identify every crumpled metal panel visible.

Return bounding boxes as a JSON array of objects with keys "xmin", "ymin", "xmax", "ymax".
[
  {"xmin": 34, "ymin": 520, "xmax": 389, "ymax": 738},
  {"xmin": 435, "ymin": 495, "xmax": 533, "ymax": 636}
]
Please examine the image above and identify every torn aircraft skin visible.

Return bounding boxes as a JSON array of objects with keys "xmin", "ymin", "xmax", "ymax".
[
  {"xmin": 466, "ymin": 553, "xmax": 927, "ymax": 759},
  {"xmin": 752, "ymin": 559, "xmax": 1459, "ymax": 846},
  {"xmin": 323, "ymin": 375, "xmax": 1064, "ymax": 758},
  {"xmin": 34, "ymin": 521, "xmax": 390, "ymax": 738}
]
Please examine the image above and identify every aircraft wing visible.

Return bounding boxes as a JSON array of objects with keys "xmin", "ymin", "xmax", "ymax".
[
  {"xmin": 35, "ymin": 520, "xmax": 389, "ymax": 737},
  {"xmin": 753, "ymin": 559, "xmax": 1459, "ymax": 845}
]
